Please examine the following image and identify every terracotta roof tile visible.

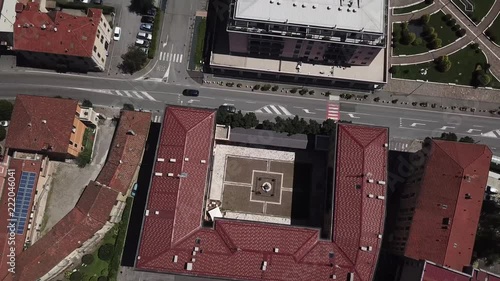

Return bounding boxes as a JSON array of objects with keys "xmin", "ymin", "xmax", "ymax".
[
  {"xmin": 5, "ymin": 95, "xmax": 78, "ymax": 154},
  {"xmin": 13, "ymin": 3, "xmax": 101, "ymax": 57},
  {"xmin": 1, "ymin": 181, "xmax": 118, "ymax": 281},
  {"xmin": 404, "ymin": 141, "xmax": 492, "ymax": 270},
  {"xmin": 136, "ymin": 116, "xmax": 388, "ymax": 281},
  {"xmin": 422, "ymin": 263, "xmax": 470, "ymax": 281},
  {"xmin": 96, "ymin": 110, "xmax": 151, "ymax": 195}
]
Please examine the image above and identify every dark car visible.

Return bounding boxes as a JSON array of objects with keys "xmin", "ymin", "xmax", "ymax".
[
  {"xmin": 141, "ymin": 16, "xmax": 154, "ymax": 24},
  {"xmin": 182, "ymin": 89, "xmax": 199, "ymax": 97},
  {"xmin": 219, "ymin": 105, "xmax": 236, "ymax": 113},
  {"xmin": 146, "ymin": 8, "xmax": 157, "ymax": 17}
]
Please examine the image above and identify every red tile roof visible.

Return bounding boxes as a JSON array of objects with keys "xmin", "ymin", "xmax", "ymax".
[
  {"xmin": 136, "ymin": 113, "xmax": 388, "ymax": 281},
  {"xmin": 1, "ymin": 181, "xmax": 118, "ymax": 281},
  {"xmin": 404, "ymin": 141, "xmax": 492, "ymax": 270},
  {"xmin": 13, "ymin": 3, "xmax": 101, "ymax": 57},
  {"xmin": 96, "ymin": 110, "xmax": 151, "ymax": 195},
  {"xmin": 5, "ymin": 95, "xmax": 79, "ymax": 155},
  {"xmin": 0, "ymin": 158, "xmax": 42, "ymax": 277},
  {"xmin": 419, "ymin": 261, "xmax": 500, "ymax": 281}
]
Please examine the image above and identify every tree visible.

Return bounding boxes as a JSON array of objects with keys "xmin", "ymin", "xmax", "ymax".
[
  {"xmin": 412, "ymin": 37, "xmax": 423, "ymax": 46},
  {"xmin": 426, "ymin": 32, "xmax": 438, "ymax": 41},
  {"xmin": 438, "ymin": 132, "xmax": 458, "ymax": 141},
  {"xmin": 129, "ymin": 0, "xmax": 154, "ymax": 14},
  {"xmin": 69, "ymin": 271, "xmax": 84, "ymax": 281},
  {"xmin": 253, "ymin": 84, "xmax": 261, "ymax": 90},
  {"xmin": 430, "ymin": 38, "xmax": 443, "ymax": 49},
  {"xmin": 242, "ymin": 113, "xmax": 259, "ymax": 129},
  {"xmin": 304, "ymin": 120, "xmax": 321, "ymax": 135},
  {"xmin": 443, "ymin": 14, "xmax": 453, "ymax": 21},
  {"xmin": 82, "ymin": 254, "xmax": 94, "ymax": 265},
  {"xmin": 459, "ymin": 136, "xmax": 475, "ymax": 143},
  {"xmin": 436, "ymin": 55, "xmax": 451, "ymax": 72},
  {"xmin": 401, "ymin": 29, "xmax": 416, "ymax": 45},
  {"xmin": 118, "ymin": 46, "xmax": 148, "ymax": 74},
  {"xmin": 474, "ymin": 71, "xmax": 492, "ymax": 87},
  {"xmin": 271, "ymin": 85, "xmax": 279, "ymax": 91},
  {"xmin": 76, "ymin": 149, "xmax": 92, "ymax": 168},
  {"xmin": 321, "ymin": 119, "xmax": 336, "ymax": 135},
  {"xmin": 0, "ymin": 127, "xmax": 6, "ymax": 141},
  {"xmin": 420, "ymin": 14, "xmax": 430, "ymax": 25},
  {"xmin": 389, "ymin": 65, "xmax": 400, "ymax": 74},
  {"xmin": 422, "ymin": 25, "xmax": 434, "ymax": 37},
  {"xmin": 456, "ymin": 29, "xmax": 466, "ymax": 37},
  {"xmin": 97, "ymin": 277, "xmax": 109, "ymax": 281},
  {"xmin": 98, "ymin": 243, "xmax": 114, "ymax": 261},
  {"xmin": 122, "ymin": 103, "xmax": 135, "ymax": 111},
  {"xmin": 261, "ymin": 84, "xmax": 272, "ymax": 91},
  {"xmin": 82, "ymin": 99, "xmax": 93, "ymax": 108},
  {"xmin": 0, "ymin": 100, "xmax": 13, "ymax": 120},
  {"xmin": 451, "ymin": 24, "xmax": 461, "ymax": 31},
  {"xmin": 260, "ymin": 120, "xmax": 276, "ymax": 131},
  {"xmin": 446, "ymin": 18, "xmax": 456, "ymax": 26}
]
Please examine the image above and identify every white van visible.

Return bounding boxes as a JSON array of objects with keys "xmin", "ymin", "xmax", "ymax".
[{"xmin": 113, "ymin": 27, "xmax": 121, "ymax": 41}]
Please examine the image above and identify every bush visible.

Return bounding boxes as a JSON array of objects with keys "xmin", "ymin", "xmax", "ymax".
[
  {"xmin": 299, "ymin": 88, "xmax": 308, "ymax": 95},
  {"xmin": 253, "ymin": 84, "xmax": 261, "ymax": 90},
  {"xmin": 420, "ymin": 14, "xmax": 430, "ymax": 25},
  {"xmin": 76, "ymin": 149, "xmax": 92, "ymax": 168},
  {"xmin": 456, "ymin": 29, "xmax": 466, "ymax": 37},
  {"xmin": 122, "ymin": 103, "xmax": 135, "ymax": 111},
  {"xmin": 447, "ymin": 19, "xmax": 456, "ymax": 26},
  {"xmin": 401, "ymin": 30, "xmax": 417, "ymax": 45},
  {"xmin": 98, "ymin": 243, "xmax": 114, "ymax": 261},
  {"xmin": 0, "ymin": 127, "xmax": 6, "ymax": 142},
  {"xmin": 451, "ymin": 24, "xmax": 461, "ymax": 31},
  {"xmin": 82, "ymin": 254, "xmax": 94, "ymax": 265},
  {"xmin": 389, "ymin": 65, "xmax": 400, "ymax": 74},
  {"xmin": 70, "ymin": 271, "xmax": 83, "ymax": 281},
  {"xmin": 412, "ymin": 37, "xmax": 423, "ymax": 46},
  {"xmin": 261, "ymin": 84, "xmax": 272, "ymax": 91},
  {"xmin": 237, "ymin": 83, "xmax": 242, "ymax": 87},
  {"xmin": 308, "ymin": 90, "xmax": 315, "ymax": 95},
  {"xmin": 422, "ymin": 26, "xmax": 435, "ymax": 36},
  {"xmin": 0, "ymin": 100, "xmax": 13, "ymax": 120},
  {"xmin": 290, "ymin": 88, "xmax": 298, "ymax": 93},
  {"xmin": 425, "ymin": 0, "xmax": 433, "ymax": 3},
  {"xmin": 97, "ymin": 277, "xmax": 108, "ymax": 281},
  {"xmin": 81, "ymin": 99, "xmax": 93, "ymax": 108},
  {"xmin": 470, "ymin": 43, "xmax": 479, "ymax": 49},
  {"xmin": 436, "ymin": 55, "xmax": 451, "ymax": 72},
  {"xmin": 271, "ymin": 85, "xmax": 279, "ymax": 91},
  {"xmin": 429, "ymin": 38, "xmax": 442, "ymax": 49},
  {"xmin": 476, "ymin": 71, "xmax": 492, "ymax": 86},
  {"xmin": 426, "ymin": 32, "xmax": 438, "ymax": 42},
  {"xmin": 225, "ymin": 82, "xmax": 234, "ymax": 87},
  {"xmin": 443, "ymin": 14, "xmax": 453, "ymax": 21},
  {"xmin": 401, "ymin": 22, "xmax": 409, "ymax": 30}
]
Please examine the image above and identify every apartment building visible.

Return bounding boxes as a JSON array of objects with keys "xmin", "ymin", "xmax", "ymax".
[
  {"xmin": 208, "ymin": 0, "xmax": 389, "ymax": 89},
  {"xmin": 13, "ymin": 2, "xmax": 111, "ymax": 71}
]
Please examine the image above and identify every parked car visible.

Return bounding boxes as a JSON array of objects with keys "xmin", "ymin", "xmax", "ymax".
[
  {"xmin": 113, "ymin": 27, "xmax": 121, "ymax": 41},
  {"xmin": 141, "ymin": 16, "xmax": 154, "ymax": 24},
  {"xmin": 140, "ymin": 47, "xmax": 149, "ymax": 55},
  {"xmin": 182, "ymin": 89, "xmax": 199, "ymax": 97},
  {"xmin": 131, "ymin": 183, "xmax": 138, "ymax": 197},
  {"xmin": 146, "ymin": 8, "xmax": 157, "ymax": 17},
  {"xmin": 135, "ymin": 39, "xmax": 150, "ymax": 47},
  {"xmin": 140, "ymin": 23, "xmax": 153, "ymax": 32},
  {"xmin": 219, "ymin": 105, "xmax": 237, "ymax": 113},
  {"xmin": 0, "ymin": 121, "xmax": 9, "ymax": 127},
  {"xmin": 137, "ymin": 32, "xmax": 152, "ymax": 41}
]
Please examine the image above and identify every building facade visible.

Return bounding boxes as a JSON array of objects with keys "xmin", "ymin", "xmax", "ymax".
[
  {"xmin": 209, "ymin": 0, "xmax": 389, "ymax": 89},
  {"xmin": 13, "ymin": 3, "xmax": 111, "ymax": 71}
]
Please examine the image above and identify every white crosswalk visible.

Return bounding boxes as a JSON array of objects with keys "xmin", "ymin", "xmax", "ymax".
[
  {"xmin": 255, "ymin": 105, "xmax": 293, "ymax": 116},
  {"xmin": 159, "ymin": 52, "xmax": 183, "ymax": 63},
  {"xmin": 326, "ymin": 102, "xmax": 340, "ymax": 120},
  {"xmin": 152, "ymin": 115, "xmax": 162, "ymax": 123},
  {"xmin": 481, "ymin": 129, "xmax": 500, "ymax": 138},
  {"xmin": 112, "ymin": 90, "xmax": 156, "ymax": 101}
]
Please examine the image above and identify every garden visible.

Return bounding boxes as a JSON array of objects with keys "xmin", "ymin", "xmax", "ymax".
[
  {"xmin": 67, "ymin": 198, "xmax": 133, "ymax": 281},
  {"xmin": 393, "ymin": 0, "xmax": 434, "ymax": 15},
  {"xmin": 451, "ymin": 0, "xmax": 495, "ymax": 24},
  {"xmin": 77, "ymin": 128, "xmax": 95, "ymax": 168},
  {"xmin": 485, "ymin": 15, "xmax": 500, "ymax": 45},
  {"xmin": 393, "ymin": 11, "xmax": 466, "ymax": 55},
  {"xmin": 391, "ymin": 43, "xmax": 500, "ymax": 88}
]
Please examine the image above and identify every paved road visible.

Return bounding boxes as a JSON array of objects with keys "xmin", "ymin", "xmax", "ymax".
[{"xmin": 1, "ymin": 71, "xmax": 499, "ymax": 153}]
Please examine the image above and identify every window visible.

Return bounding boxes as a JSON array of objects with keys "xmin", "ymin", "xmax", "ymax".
[
  {"xmin": 93, "ymin": 46, "xmax": 97, "ymax": 52},
  {"xmin": 69, "ymin": 140, "xmax": 73, "ymax": 145},
  {"xmin": 98, "ymin": 53, "xmax": 101, "ymax": 58},
  {"xmin": 465, "ymin": 193, "xmax": 471, "ymax": 199},
  {"xmin": 442, "ymin": 218, "xmax": 450, "ymax": 225},
  {"xmin": 361, "ymin": 62, "xmax": 367, "ymax": 65}
]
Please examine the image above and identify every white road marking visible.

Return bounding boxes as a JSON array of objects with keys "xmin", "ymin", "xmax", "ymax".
[
  {"xmin": 348, "ymin": 113, "xmax": 359, "ymax": 118},
  {"xmin": 439, "ymin": 126, "xmax": 455, "ymax": 130},
  {"xmin": 115, "ymin": 90, "xmax": 123, "ymax": 96},
  {"xmin": 263, "ymin": 107, "xmax": 273, "ymax": 114},
  {"xmin": 303, "ymin": 109, "xmax": 315, "ymax": 114},
  {"xmin": 473, "ymin": 125, "xmax": 483, "ymax": 127},
  {"xmin": 173, "ymin": 54, "xmax": 178, "ymax": 62},
  {"xmin": 410, "ymin": 123, "xmax": 425, "ymax": 127},
  {"xmin": 140, "ymin": 91, "xmax": 156, "ymax": 101},
  {"xmin": 278, "ymin": 105, "xmax": 292, "ymax": 116},
  {"xmin": 179, "ymin": 54, "xmax": 183, "ymax": 62},
  {"xmin": 123, "ymin": 91, "xmax": 132, "ymax": 97},
  {"xmin": 132, "ymin": 91, "xmax": 144, "ymax": 99},
  {"xmin": 466, "ymin": 129, "xmax": 482, "ymax": 133},
  {"xmin": 167, "ymin": 53, "xmax": 173, "ymax": 61}
]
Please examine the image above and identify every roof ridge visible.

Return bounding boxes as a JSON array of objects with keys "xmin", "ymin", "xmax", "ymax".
[
  {"xmin": 215, "ymin": 221, "xmax": 238, "ymax": 253},
  {"xmin": 293, "ymin": 232, "xmax": 319, "ymax": 262}
]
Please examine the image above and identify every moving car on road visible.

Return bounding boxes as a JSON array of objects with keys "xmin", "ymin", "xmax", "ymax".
[
  {"xmin": 140, "ymin": 23, "xmax": 153, "ymax": 32},
  {"xmin": 113, "ymin": 27, "xmax": 121, "ymax": 41},
  {"xmin": 137, "ymin": 32, "xmax": 152, "ymax": 41},
  {"xmin": 182, "ymin": 89, "xmax": 199, "ymax": 97},
  {"xmin": 131, "ymin": 183, "xmax": 138, "ymax": 197},
  {"xmin": 219, "ymin": 105, "xmax": 237, "ymax": 113}
]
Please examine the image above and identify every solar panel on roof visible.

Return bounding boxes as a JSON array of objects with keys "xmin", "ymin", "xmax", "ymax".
[{"xmin": 13, "ymin": 171, "xmax": 37, "ymax": 235}]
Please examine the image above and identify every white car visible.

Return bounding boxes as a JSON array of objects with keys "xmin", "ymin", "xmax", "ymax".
[
  {"xmin": 135, "ymin": 39, "xmax": 150, "ymax": 47},
  {"xmin": 113, "ymin": 27, "xmax": 121, "ymax": 41},
  {"xmin": 0, "ymin": 121, "xmax": 9, "ymax": 127},
  {"xmin": 137, "ymin": 32, "xmax": 152, "ymax": 41}
]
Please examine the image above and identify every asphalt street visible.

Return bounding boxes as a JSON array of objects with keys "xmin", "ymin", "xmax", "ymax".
[{"xmin": 1, "ymin": 71, "xmax": 499, "ymax": 153}]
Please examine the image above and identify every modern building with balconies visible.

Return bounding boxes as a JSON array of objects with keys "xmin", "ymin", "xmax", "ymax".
[{"xmin": 207, "ymin": 0, "xmax": 389, "ymax": 90}]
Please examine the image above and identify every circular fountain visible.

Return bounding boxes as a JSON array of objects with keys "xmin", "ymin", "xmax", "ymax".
[{"xmin": 261, "ymin": 182, "xmax": 272, "ymax": 193}]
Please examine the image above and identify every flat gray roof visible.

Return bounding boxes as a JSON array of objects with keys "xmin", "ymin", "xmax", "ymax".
[{"xmin": 234, "ymin": 0, "xmax": 386, "ymax": 34}]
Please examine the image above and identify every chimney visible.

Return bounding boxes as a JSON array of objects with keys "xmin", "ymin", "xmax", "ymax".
[
  {"xmin": 28, "ymin": 122, "xmax": 32, "ymax": 127},
  {"xmin": 41, "ymin": 120, "xmax": 47, "ymax": 124},
  {"xmin": 41, "ymin": 24, "xmax": 46, "ymax": 30}
]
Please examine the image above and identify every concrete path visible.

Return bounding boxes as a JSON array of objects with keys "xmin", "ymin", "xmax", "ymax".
[{"xmin": 390, "ymin": 0, "xmax": 500, "ymax": 79}]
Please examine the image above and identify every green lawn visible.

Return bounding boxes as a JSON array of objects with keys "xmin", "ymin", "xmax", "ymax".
[
  {"xmin": 194, "ymin": 17, "xmax": 207, "ymax": 69},
  {"xmin": 148, "ymin": 12, "xmax": 163, "ymax": 59},
  {"xmin": 393, "ymin": 47, "xmax": 500, "ymax": 88},
  {"xmin": 486, "ymin": 15, "xmax": 500, "ymax": 44},
  {"xmin": 77, "ymin": 128, "xmax": 95, "ymax": 167},
  {"xmin": 393, "ymin": 11, "xmax": 458, "ymax": 55},
  {"xmin": 451, "ymin": 0, "xmax": 495, "ymax": 23},
  {"xmin": 393, "ymin": 1, "xmax": 432, "ymax": 15}
]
